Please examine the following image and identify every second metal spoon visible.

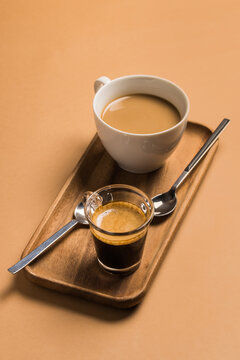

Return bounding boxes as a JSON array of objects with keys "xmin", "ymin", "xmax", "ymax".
[
  {"xmin": 152, "ymin": 118, "xmax": 230, "ymax": 216},
  {"xmin": 8, "ymin": 200, "xmax": 88, "ymax": 274}
]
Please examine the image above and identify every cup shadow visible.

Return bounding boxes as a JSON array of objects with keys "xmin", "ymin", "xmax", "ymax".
[{"xmin": 0, "ymin": 281, "xmax": 16, "ymax": 301}]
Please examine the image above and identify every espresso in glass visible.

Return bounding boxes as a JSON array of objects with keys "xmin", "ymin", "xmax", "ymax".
[
  {"xmin": 101, "ymin": 94, "xmax": 181, "ymax": 134},
  {"xmin": 84, "ymin": 185, "xmax": 154, "ymax": 275}
]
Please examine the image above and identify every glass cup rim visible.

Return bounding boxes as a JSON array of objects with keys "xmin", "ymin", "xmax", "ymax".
[{"xmin": 84, "ymin": 184, "xmax": 155, "ymax": 236}]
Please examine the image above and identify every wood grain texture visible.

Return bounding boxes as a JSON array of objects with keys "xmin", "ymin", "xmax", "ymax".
[{"xmin": 22, "ymin": 122, "xmax": 218, "ymax": 308}]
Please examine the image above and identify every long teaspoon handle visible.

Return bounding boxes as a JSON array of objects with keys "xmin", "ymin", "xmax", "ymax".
[
  {"xmin": 171, "ymin": 118, "xmax": 230, "ymax": 191},
  {"xmin": 8, "ymin": 219, "xmax": 79, "ymax": 274}
]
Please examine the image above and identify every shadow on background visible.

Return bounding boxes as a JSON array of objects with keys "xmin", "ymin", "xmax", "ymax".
[
  {"xmin": 7, "ymin": 271, "xmax": 138, "ymax": 322},
  {"xmin": 0, "ymin": 204, "xmax": 171, "ymax": 322},
  {"xmin": 0, "ymin": 280, "xmax": 16, "ymax": 301}
]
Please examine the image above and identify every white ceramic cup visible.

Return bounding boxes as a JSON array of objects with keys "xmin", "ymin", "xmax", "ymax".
[{"xmin": 93, "ymin": 75, "xmax": 190, "ymax": 173}]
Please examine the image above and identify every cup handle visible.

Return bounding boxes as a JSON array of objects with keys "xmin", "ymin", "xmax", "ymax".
[
  {"xmin": 82, "ymin": 191, "xmax": 93, "ymax": 206},
  {"xmin": 94, "ymin": 76, "xmax": 111, "ymax": 93},
  {"xmin": 82, "ymin": 191, "xmax": 103, "ymax": 213}
]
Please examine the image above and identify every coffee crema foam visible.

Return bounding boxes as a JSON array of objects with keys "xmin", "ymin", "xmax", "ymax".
[{"xmin": 91, "ymin": 201, "xmax": 147, "ymax": 245}]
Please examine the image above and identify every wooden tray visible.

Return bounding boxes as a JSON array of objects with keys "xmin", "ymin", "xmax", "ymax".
[{"xmin": 22, "ymin": 122, "xmax": 218, "ymax": 308}]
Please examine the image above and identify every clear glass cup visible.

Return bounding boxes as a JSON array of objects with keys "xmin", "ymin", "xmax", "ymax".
[{"xmin": 84, "ymin": 184, "xmax": 154, "ymax": 275}]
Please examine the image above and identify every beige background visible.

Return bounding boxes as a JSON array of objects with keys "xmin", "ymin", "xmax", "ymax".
[{"xmin": 0, "ymin": 1, "xmax": 239, "ymax": 359}]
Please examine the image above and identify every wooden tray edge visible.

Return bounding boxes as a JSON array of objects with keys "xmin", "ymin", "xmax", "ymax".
[
  {"xmin": 22, "ymin": 122, "xmax": 219, "ymax": 308},
  {"xmin": 24, "ymin": 267, "xmax": 146, "ymax": 308}
]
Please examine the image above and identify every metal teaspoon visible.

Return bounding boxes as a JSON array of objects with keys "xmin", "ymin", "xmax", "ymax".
[{"xmin": 152, "ymin": 118, "xmax": 230, "ymax": 216}]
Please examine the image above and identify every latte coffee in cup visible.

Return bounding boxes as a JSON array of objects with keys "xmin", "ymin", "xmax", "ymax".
[
  {"xmin": 93, "ymin": 75, "xmax": 190, "ymax": 173},
  {"xmin": 101, "ymin": 94, "xmax": 181, "ymax": 134}
]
